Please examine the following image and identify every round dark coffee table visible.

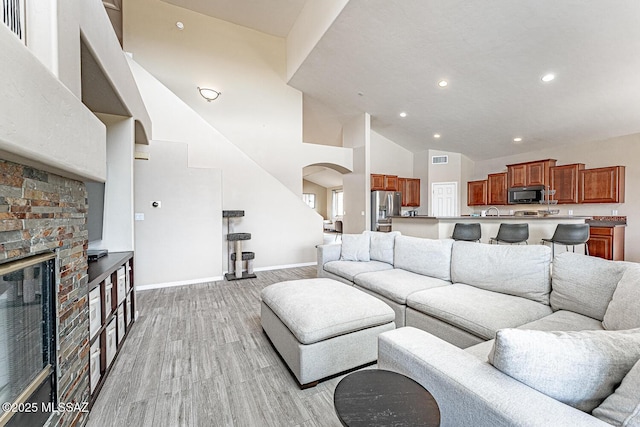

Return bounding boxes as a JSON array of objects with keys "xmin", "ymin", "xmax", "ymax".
[{"xmin": 334, "ymin": 369, "xmax": 440, "ymax": 426}]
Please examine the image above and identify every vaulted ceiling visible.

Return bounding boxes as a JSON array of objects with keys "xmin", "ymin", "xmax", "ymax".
[{"xmin": 160, "ymin": 0, "xmax": 640, "ymax": 162}]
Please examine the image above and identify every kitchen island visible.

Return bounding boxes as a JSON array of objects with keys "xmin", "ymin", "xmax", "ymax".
[{"xmin": 391, "ymin": 215, "xmax": 590, "ymax": 247}]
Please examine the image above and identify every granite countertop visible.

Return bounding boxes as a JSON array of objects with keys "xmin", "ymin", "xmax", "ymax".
[
  {"xmin": 586, "ymin": 216, "xmax": 627, "ymax": 227},
  {"xmin": 392, "ymin": 214, "xmax": 627, "ymax": 226},
  {"xmin": 391, "ymin": 215, "xmax": 591, "ymax": 220}
]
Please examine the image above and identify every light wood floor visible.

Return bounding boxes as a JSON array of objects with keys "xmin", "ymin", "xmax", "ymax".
[{"xmin": 86, "ymin": 266, "xmax": 350, "ymax": 427}]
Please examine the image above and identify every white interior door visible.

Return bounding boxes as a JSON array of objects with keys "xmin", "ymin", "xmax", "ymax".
[{"xmin": 432, "ymin": 182, "xmax": 458, "ymax": 216}]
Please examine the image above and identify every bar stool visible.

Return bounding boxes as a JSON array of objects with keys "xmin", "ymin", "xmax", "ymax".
[
  {"xmin": 541, "ymin": 224, "xmax": 590, "ymax": 258},
  {"xmin": 334, "ymin": 220, "xmax": 343, "ymax": 241},
  {"xmin": 452, "ymin": 223, "xmax": 481, "ymax": 242},
  {"xmin": 489, "ymin": 223, "xmax": 529, "ymax": 245}
]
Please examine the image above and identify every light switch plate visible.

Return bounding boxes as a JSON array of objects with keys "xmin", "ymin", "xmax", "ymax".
[{"xmin": 135, "ymin": 213, "xmax": 144, "ymax": 221}]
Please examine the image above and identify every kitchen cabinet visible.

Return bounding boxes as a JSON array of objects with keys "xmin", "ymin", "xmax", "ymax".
[
  {"xmin": 550, "ymin": 163, "xmax": 584, "ymax": 204},
  {"xmin": 371, "ymin": 174, "xmax": 385, "ymax": 190},
  {"xmin": 371, "ymin": 174, "xmax": 398, "ymax": 191},
  {"xmin": 399, "ymin": 178, "xmax": 420, "ymax": 207},
  {"xmin": 579, "ymin": 166, "xmax": 625, "ymax": 203},
  {"xmin": 507, "ymin": 159, "xmax": 557, "ymax": 188},
  {"xmin": 384, "ymin": 175, "xmax": 398, "ymax": 191},
  {"xmin": 487, "ymin": 172, "xmax": 508, "ymax": 205},
  {"xmin": 467, "ymin": 180, "xmax": 487, "ymax": 206},
  {"xmin": 588, "ymin": 226, "xmax": 625, "ymax": 260}
]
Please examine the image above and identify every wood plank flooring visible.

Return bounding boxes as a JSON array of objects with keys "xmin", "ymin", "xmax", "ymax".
[{"xmin": 86, "ymin": 267, "xmax": 352, "ymax": 427}]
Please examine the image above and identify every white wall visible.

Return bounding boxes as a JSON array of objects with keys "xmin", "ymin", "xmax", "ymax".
[
  {"xmin": 302, "ymin": 95, "xmax": 344, "ymax": 147},
  {"xmin": 286, "ymin": 0, "xmax": 349, "ymax": 81},
  {"xmin": 125, "ymin": 0, "xmax": 307, "ymax": 194},
  {"xmin": 129, "ymin": 59, "xmax": 323, "ymax": 285},
  {"xmin": 0, "ymin": 24, "xmax": 105, "ymax": 182},
  {"xmin": 135, "ymin": 140, "xmax": 222, "ymax": 286},
  {"xmin": 413, "ymin": 151, "xmax": 431, "ymax": 215},
  {"xmin": 91, "ymin": 114, "xmax": 135, "ymax": 252},
  {"xmin": 342, "ymin": 114, "xmax": 370, "ymax": 233},
  {"xmin": 472, "ymin": 133, "xmax": 640, "ymax": 261},
  {"xmin": 303, "ymin": 180, "xmax": 328, "ymax": 219},
  {"xmin": 370, "ymin": 131, "xmax": 414, "ymax": 177}
]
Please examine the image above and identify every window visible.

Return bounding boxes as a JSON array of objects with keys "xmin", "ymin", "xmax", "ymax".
[
  {"xmin": 2, "ymin": 0, "xmax": 26, "ymax": 41},
  {"xmin": 302, "ymin": 193, "xmax": 315, "ymax": 208},
  {"xmin": 332, "ymin": 190, "xmax": 343, "ymax": 218}
]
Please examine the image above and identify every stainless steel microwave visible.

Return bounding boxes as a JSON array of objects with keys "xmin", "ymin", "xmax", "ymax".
[{"xmin": 508, "ymin": 186, "xmax": 545, "ymax": 204}]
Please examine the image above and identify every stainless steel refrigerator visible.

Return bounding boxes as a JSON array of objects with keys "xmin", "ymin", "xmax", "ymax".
[{"xmin": 371, "ymin": 191, "xmax": 402, "ymax": 232}]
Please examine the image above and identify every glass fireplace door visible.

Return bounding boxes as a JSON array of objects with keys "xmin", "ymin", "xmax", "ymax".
[{"xmin": 0, "ymin": 252, "xmax": 56, "ymax": 427}]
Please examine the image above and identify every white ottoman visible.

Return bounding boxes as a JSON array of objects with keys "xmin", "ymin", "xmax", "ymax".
[{"xmin": 260, "ymin": 278, "xmax": 395, "ymax": 388}]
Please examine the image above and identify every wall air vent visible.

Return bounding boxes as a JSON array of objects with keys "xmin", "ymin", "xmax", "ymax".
[{"xmin": 432, "ymin": 155, "xmax": 449, "ymax": 165}]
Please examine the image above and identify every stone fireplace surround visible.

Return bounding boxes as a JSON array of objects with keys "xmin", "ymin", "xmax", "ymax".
[{"xmin": 1, "ymin": 159, "xmax": 90, "ymax": 427}]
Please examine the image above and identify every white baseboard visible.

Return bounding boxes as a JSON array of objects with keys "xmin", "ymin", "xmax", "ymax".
[
  {"xmin": 136, "ymin": 276, "xmax": 223, "ymax": 291},
  {"xmin": 253, "ymin": 261, "xmax": 317, "ymax": 272},
  {"xmin": 136, "ymin": 262, "xmax": 317, "ymax": 291}
]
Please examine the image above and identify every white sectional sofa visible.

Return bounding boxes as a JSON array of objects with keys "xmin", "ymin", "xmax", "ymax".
[{"xmin": 316, "ymin": 231, "xmax": 640, "ymax": 426}]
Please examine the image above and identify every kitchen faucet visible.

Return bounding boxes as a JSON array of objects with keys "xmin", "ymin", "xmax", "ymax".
[{"xmin": 487, "ymin": 206, "xmax": 500, "ymax": 216}]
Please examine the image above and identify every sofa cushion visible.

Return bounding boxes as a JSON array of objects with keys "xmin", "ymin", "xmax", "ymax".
[
  {"xmin": 551, "ymin": 252, "xmax": 628, "ymax": 321},
  {"xmin": 340, "ymin": 233, "xmax": 370, "ymax": 262},
  {"xmin": 593, "ymin": 359, "xmax": 640, "ymax": 426},
  {"xmin": 451, "ymin": 241, "xmax": 551, "ymax": 304},
  {"xmin": 518, "ymin": 310, "xmax": 605, "ymax": 332},
  {"xmin": 393, "ymin": 236, "xmax": 453, "ymax": 281},
  {"xmin": 260, "ymin": 278, "xmax": 395, "ymax": 345},
  {"xmin": 364, "ymin": 231, "xmax": 400, "ymax": 265},
  {"xmin": 324, "ymin": 260, "xmax": 393, "ymax": 282},
  {"xmin": 488, "ymin": 328, "xmax": 640, "ymax": 413},
  {"xmin": 407, "ymin": 284, "xmax": 552, "ymax": 340},
  {"xmin": 465, "ymin": 310, "xmax": 605, "ymax": 362},
  {"xmin": 354, "ymin": 268, "xmax": 450, "ymax": 305},
  {"xmin": 603, "ymin": 263, "xmax": 640, "ymax": 331}
]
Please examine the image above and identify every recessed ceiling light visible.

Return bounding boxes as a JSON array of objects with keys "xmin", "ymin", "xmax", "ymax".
[
  {"xmin": 176, "ymin": 21, "xmax": 185, "ymax": 30},
  {"xmin": 433, "ymin": 134, "xmax": 441, "ymax": 138},
  {"xmin": 438, "ymin": 80, "xmax": 448, "ymax": 88},
  {"xmin": 541, "ymin": 73, "xmax": 555, "ymax": 83},
  {"xmin": 513, "ymin": 137, "xmax": 523, "ymax": 143},
  {"xmin": 399, "ymin": 112, "xmax": 407, "ymax": 118}
]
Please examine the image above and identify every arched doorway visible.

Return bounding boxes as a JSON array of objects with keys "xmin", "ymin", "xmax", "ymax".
[{"xmin": 302, "ymin": 163, "xmax": 351, "ymax": 242}]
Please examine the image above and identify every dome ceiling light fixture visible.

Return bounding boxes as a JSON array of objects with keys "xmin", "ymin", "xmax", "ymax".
[
  {"xmin": 541, "ymin": 73, "xmax": 555, "ymax": 83},
  {"xmin": 438, "ymin": 80, "xmax": 448, "ymax": 88},
  {"xmin": 198, "ymin": 87, "xmax": 222, "ymax": 102}
]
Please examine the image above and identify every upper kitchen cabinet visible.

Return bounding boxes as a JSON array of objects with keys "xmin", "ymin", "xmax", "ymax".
[
  {"xmin": 384, "ymin": 175, "xmax": 399, "ymax": 191},
  {"xmin": 550, "ymin": 163, "xmax": 585, "ymax": 204},
  {"xmin": 399, "ymin": 178, "xmax": 420, "ymax": 207},
  {"xmin": 371, "ymin": 174, "xmax": 385, "ymax": 190},
  {"xmin": 487, "ymin": 172, "xmax": 508, "ymax": 205},
  {"xmin": 371, "ymin": 174, "xmax": 398, "ymax": 191},
  {"xmin": 507, "ymin": 159, "xmax": 557, "ymax": 188},
  {"xmin": 579, "ymin": 166, "xmax": 625, "ymax": 203},
  {"xmin": 467, "ymin": 180, "xmax": 487, "ymax": 206}
]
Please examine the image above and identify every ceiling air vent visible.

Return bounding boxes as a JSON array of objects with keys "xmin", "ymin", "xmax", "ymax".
[{"xmin": 432, "ymin": 155, "xmax": 448, "ymax": 165}]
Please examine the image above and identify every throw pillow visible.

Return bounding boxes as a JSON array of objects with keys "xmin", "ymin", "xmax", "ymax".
[
  {"xmin": 394, "ymin": 235, "xmax": 453, "ymax": 281},
  {"xmin": 593, "ymin": 359, "xmax": 640, "ymax": 426},
  {"xmin": 488, "ymin": 328, "xmax": 640, "ymax": 413},
  {"xmin": 603, "ymin": 264, "xmax": 640, "ymax": 331},
  {"xmin": 340, "ymin": 234, "xmax": 370, "ymax": 262},
  {"xmin": 364, "ymin": 231, "xmax": 400, "ymax": 265}
]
